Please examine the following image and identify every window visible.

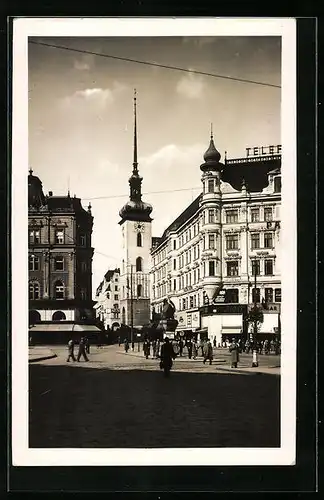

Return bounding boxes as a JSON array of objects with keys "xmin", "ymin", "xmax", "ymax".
[
  {"xmin": 189, "ymin": 296, "xmax": 194, "ymax": 308},
  {"xmin": 114, "ymin": 285, "xmax": 118, "ymax": 291},
  {"xmin": 54, "ymin": 280, "xmax": 64, "ymax": 299},
  {"xmin": 114, "ymin": 294, "xmax": 119, "ymax": 301},
  {"xmin": 29, "ymin": 254, "xmax": 40, "ymax": 271},
  {"xmin": 29, "ymin": 230, "xmax": 40, "ymax": 244},
  {"xmin": 137, "ymin": 284, "xmax": 142, "ymax": 297},
  {"xmin": 208, "ymin": 209, "xmax": 215, "ymax": 223},
  {"xmin": 264, "ymin": 232, "xmax": 273, "ymax": 248},
  {"xmin": 52, "ymin": 311, "xmax": 66, "ymax": 321},
  {"xmin": 265, "ymin": 288, "xmax": 273, "ymax": 303},
  {"xmin": 80, "ymin": 234, "xmax": 86, "ymax": 246},
  {"xmin": 107, "ymin": 292, "xmax": 110, "ymax": 299},
  {"xmin": 226, "ymin": 210, "xmax": 238, "ymax": 223},
  {"xmin": 274, "ymin": 288, "xmax": 281, "ymax": 302},
  {"xmin": 136, "ymin": 257, "xmax": 143, "ymax": 272},
  {"xmin": 208, "ymin": 234, "xmax": 216, "ymax": 249},
  {"xmin": 54, "ymin": 256, "xmax": 64, "ymax": 271},
  {"xmin": 173, "ymin": 240, "xmax": 176, "ymax": 250},
  {"xmin": 173, "ymin": 259, "xmax": 176, "ymax": 270},
  {"xmin": 274, "ymin": 176, "xmax": 281, "ymax": 193},
  {"xmin": 251, "ymin": 208, "xmax": 260, "ymax": 222},
  {"xmin": 137, "ymin": 233, "xmax": 142, "ymax": 247},
  {"xmin": 252, "ymin": 288, "xmax": 261, "ymax": 303},
  {"xmin": 182, "ymin": 298, "xmax": 186, "ymax": 310},
  {"xmin": 225, "ymin": 289, "xmax": 239, "ymax": 303},
  {"xmin": 264, "ymin": 259, "xmax": 274, "ymax": 275},
  {"xmin": 55, "ymin": 230, "xmax": 64, "ymax": 244},
  {"xmin": 81, "ymin": 261, "xmax": 87, "ymax": 272},
  {"xmin": 251, "ymin": 260, "xmax": 260, "ymax": 276},
  {"xmin": 208, "ymin": 179, "xmax": 214, "ymax": 193},
  {"xmin": 80, "ymin": 288, "xmax": 87, "ymax": 300},
  {"xmin": 29, "ymin": 282, "xmax": 40, "ymax": 300},
  {"xmin": 251, "ymin": 233, "xmax": 260, "ymax": 249},
  {"xmin": 209, "ymin": 261, "xmax": 215, "ymax": 276},
  {"xmin": 264, "ymin": 207, "xmax": 273, "ymax": 221},
  {"xmin": 197, "ymin": 268, "xmax": 200, "ymax": 281},
  {"xmin": 226, "ymin": 261, "xmax": 239, "ymax": 277},
  {"xmin": 226, "ymin": 234, "xmax": 238, "ymax": 250},
  {"xmin": 173, "ymin": 279, "xmax": 176, "ymax": 291}
]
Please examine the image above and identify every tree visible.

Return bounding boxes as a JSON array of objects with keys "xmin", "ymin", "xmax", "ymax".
[{"xmin": 246, "ymin": 306, "xmax": 264, "ymax": 337}]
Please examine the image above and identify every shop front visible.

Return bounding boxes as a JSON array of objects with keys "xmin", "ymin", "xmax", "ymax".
[
  {"xmin": 200, "ymin": 304, "xmax": 248, "ymax": 347},
  {"xmin": 175, "ymin": 310, "xmax": 200, "ymax": 341}
]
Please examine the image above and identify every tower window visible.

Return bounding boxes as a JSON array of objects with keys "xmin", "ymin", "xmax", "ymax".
[
  {"xmin": 173, "ymin": 240, "xmax": 176, "ymax": 250},
  {"xmin": 80, "ymin": 288, "xmax": 87, "ymax": 300},
  {"xmin": 137, "ymin": 284, "xmax": 143, "ymax": 297},
  {"xmin": 209, "ymin": 261, "xmax": 215, "ymax": 276},
  {"xmin": 55, "ymin": 230, "xmax": 64, "ymax": 244},
  {"xmin": 208, "ymin": 234, "xmax": 216, "ymax": 249},
  {"xmin": 173, "ymin": 279, "xmax": 176, "ymax": 291},
  {"xmin": 208, "ymin": 209, "xmax": 215, "ymax": 223},
  {"xmin": 54, "ymin": 256, "xmax": 64, "ymax": 271},
  {"xmin": 136, "ymin": 257, "xmax": 143, "ymax": 272},
  {"xmin": 54, "ymin": 280, "xmax": 64, "ymax": 299},
  {"xmin": 29, "ymin": 254, "xmax": 40, "ymax": 271},
  {"xmin": 80, "ymin": 234, "xmax": 86, "ymax": 246},
  {"xmin": 208, "ymin": 180, "xmax": 214, "ymax": 193},
  {"xmin": 137, "ymin": 233, "xmax": 142, "ymax": 247},
  {"xmin": 29, "ymin": 282, "xmax": 40, "ymax": 300},
  {"xmin": 173, "ymin": 259, "xmax": 176, "ymax": 270}
]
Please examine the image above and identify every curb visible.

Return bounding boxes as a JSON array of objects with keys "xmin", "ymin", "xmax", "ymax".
[
  {"xmin": 215, "ymin": 365, "xmax": 280, "ymax": 376},
  {"xmin": 29, "ymin": 354, "xmax": 57, "ymax": 363}
]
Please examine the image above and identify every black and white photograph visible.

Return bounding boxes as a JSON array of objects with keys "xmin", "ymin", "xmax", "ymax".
[{"xmin": 11, "ymin": 17, "xmax": 297, "ymax": 467}]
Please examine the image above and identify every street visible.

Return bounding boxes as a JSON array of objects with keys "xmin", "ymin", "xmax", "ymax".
[{"xmin": 29, "ymin": 345, "xmax": 280, "ymax": 448}]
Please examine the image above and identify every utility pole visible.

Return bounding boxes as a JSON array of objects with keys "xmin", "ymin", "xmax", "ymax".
[
  {"xmin": 130, "ymin": 264, "xmax": 134, "ymax": 350},
  {"xmin": 47, "ymin": 214, "xmax": 51, "ymax": 299},
  {"xmin": 252, "ymin": 261, "xmax": 259, "ymax": 367}
]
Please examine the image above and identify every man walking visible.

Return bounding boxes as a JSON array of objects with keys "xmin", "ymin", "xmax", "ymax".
[
  {"xmin": 77, "ymin": 337, "xmax": 89, "ymax": 362},
  {"xmin": 66, "ymin": 339, "xmax": 76, "ymax": 362},
  {"xmin": 203, "ymin": 339, "xmax": 213, "ymax": 365},
  {"xmin": 187, "ymin": 339, "xmax": 193, "ymax": 359}
]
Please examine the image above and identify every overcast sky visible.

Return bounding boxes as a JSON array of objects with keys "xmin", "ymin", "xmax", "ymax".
[{"xmin": 28, "ymin": 36, "xmax": 281, "ymax": 294}]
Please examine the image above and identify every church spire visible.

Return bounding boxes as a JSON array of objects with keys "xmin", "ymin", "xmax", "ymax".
[{"xmin": 133, "ymin": 88, "xmax": 138, "ymax": 174}]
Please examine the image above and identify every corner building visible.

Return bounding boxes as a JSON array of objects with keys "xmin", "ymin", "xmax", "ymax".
[{"xmin": 150, "ymin": 134, "xmax": 282, "ymax": 346}]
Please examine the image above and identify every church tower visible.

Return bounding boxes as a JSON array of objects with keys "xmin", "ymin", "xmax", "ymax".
[
  {"xmin": 119, "ymin": 90, "xmax": 153, "ymax": 330},
  {"xmin": 199, "ymin": 125, "xmax": 224, "ymax": 301}
]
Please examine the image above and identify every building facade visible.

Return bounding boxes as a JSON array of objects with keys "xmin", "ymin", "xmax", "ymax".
[
  {"xmin": 150, "ymin": 134, "xmax": 282, "ymax": 346},
  {"xmin": 118, "ymin": 90, "xmax": 152, "ymax": 329},
  {"xmin": 94, "ymin": 268, "xmax": 121, "ymax": 330},
  {"xmin": 28, "ymin": 169, "xmax": 95, "ymax": 326}
]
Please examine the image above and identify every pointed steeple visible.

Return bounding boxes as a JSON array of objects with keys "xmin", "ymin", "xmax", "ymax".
[
  {"xmin": 200, "ymin": 125, "xmax": 223, "ymax": 172},
  {"xmin": 133, "ymin": 88, "xmax": 138, "ymax": 174}
]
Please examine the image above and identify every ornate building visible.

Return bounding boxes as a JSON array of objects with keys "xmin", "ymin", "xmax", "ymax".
[
  {"xmin": 94, "ymin": 268, "xmax": 121, "ymax": 330},
  {"xmin": 28, "ymin": 169, "xmax": 95, "ymax": 328},
  {"xmin": 150, "ymin": 132, "xmax": 281, "ymax": 346},
  {"xmin": 118, "ymin": 91, "xmax": 153, "ymax": 329}
]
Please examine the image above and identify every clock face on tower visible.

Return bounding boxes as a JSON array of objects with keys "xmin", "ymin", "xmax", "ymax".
[{"xmin": 134, "ymin": 222, "xmax": 145, "ymax": 233}]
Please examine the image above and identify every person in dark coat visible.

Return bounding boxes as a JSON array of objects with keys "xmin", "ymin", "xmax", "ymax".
[
  {"xmin": 193, "ymin": 341, "xmax": 198, "ymax": 359},
  {"xmin": 187, "ymin": 339, "xmax": 193, "ymax": 359},
  {"xmin": 124, "ymin": 338, "xmax": 129, "ymax": 353},
  {"xmin": 77, "ymin": 337, "xmax": 89, "ymax": 362},
  {"xmin": 143, "ymin": 339, "xmax": 150, "ymax": 359},
  {"xmin": 229, "ymin": 341, "xmax": 239, "ymax": 368},
  {"xmin": 66, "ymin": 339, "xmax": 76, "ymax": 362},
  {"xmin": 213, "ymin": 338, "xmax": 216, "ymax": 348},
  {"xmin": 118, "ymin": 336, "xmax": 121, "ymax": 346},
  {"xmin": 159, "ymin": 337, "xmax": 176, "ymax": 377},
  {"xmin": 203, "ymin": 339, "xmax": 213, "ymax": 365},
  {"xmin": 84, "ymin": 336, "xmax": 90, "ymax": 354},
  {"xmin": 179, "ymin": 339, "xmax": 184, "ymax": 357}
]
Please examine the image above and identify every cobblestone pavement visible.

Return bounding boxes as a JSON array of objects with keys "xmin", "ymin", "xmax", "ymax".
[{"xmin": 29, "ymin": 345, "xmax": 280, "ymax": 448}]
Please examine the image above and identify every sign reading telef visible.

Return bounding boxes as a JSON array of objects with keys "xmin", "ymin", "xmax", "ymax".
[{"xmin": 246, "ymin": 145, "xmax": 282, "ymax": 157}]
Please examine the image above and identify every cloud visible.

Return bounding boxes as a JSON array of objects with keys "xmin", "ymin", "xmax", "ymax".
[
  {"xmin": 73, "ymin": 59, "xmax": 90, "ymax": 71},
  {"xmin": 60, "ymin": 81, "xmax": 127, "ymax": 110},
  {"xmin": 176, "ymin": 71, "xmax": 205, "ymax": 99}
]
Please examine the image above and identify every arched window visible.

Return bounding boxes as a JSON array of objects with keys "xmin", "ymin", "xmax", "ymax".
[
  {"xmin": 136, "ymin": 257, "xmax": 143, "ymax": 272},
  {"xmin": 137, "ymin": 233, "xmax": 142, "ymax": 247},
  {"xmin": 137, "ymin": 284, "xmax": 143, "ymax": 297},
  {"xmin": 29, "ymin": 310, "xmax": 41, "ymax": 325},
  {"xmin": 29, "ymin": 282, "xmax": 40, "ymax": 299},
  {"xmin": 52, "ymin": 310, "xmax": 66, "ymax": 321},
  {"xmin": 54, "ymin": 280, "xmax": 64, "ymax": 299}
]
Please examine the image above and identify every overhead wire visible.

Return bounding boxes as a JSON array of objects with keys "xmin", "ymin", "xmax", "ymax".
[{"xmin": 29, "ymin": 40, "xmax": 281, "ymax": 89}]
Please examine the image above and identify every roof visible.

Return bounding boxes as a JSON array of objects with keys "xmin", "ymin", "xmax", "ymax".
[
  {"xmin": 29, "ymin": 323, "xmax": 101, "ymax": 332},
  {"xmin": 223, "ymin": 155, "xmax": 281, "ymax": 192},
  {"xmin": 104, "ymin": 268, "xmax": 120, "ymax": 282},
  {"xmin": 153, "ymin": 194, "xmax": 202, "ymax": 250}
]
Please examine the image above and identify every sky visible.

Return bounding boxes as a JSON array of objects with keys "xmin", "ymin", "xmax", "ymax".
[{"xmin": 28, "ymin": 35, "xmax": 281, "ymax": 295}]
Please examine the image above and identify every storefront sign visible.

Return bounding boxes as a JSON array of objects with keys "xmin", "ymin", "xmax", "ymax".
[
  {"xmin": 187, "ymin": 311, "xmax": 200, "ymax": 329},
  {"xmin": 214, "ymin": 290, "xmax": 226, "ymax": 303},
  {"xmin": 248, "ymin": 303, "xmax": 281, "ymax": 313},
  {"xmin": 200, "ymin": 304, "xmax": 247, "ymax": 315},
  {"xmin": 246, "ymin": 145, "xmax": 281, "ymax": 157}
]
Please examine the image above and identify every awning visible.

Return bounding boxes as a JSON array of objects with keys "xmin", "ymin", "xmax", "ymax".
[
  {"xmin": 29, "ymin": 323, "xmax": 102, "ymax": 332},
  {"xmin": 221, "ymin": 326, "xmax": 242, "ymax": 334}
]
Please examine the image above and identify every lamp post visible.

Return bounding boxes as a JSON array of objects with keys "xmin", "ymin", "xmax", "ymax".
[
  {"xmin": 130, "ymin": 263, "xmax": 134, "ymax": 350},
  {"xmin": 251, "ymin": 260, "xmax": 259, "ymax": 367}
]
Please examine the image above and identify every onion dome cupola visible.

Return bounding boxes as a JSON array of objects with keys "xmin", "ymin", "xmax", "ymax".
[
  {"xmin": 119, "ymin": 89, "xmax": 153, "ymax": 223},
  {"xmin": 28, "ymin": 168, "xmax": 47, "ymax": 208},
  {"xmin": 200, "ymin": 124, "xmax": 224, "ymax": 172}
]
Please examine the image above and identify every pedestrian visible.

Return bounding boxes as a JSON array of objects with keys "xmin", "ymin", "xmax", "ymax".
[
  {"xmin": 229, "ymin": 340, "xmax": 239, "ymax": 368},
  {"xmin": 77, "ymin": 337, "xmax": 89, "ymax": 362},
  {"xmin": 84, "ymin": 336, "xmax": 90, "ymax": 354},
  {"xmin": 213, "ymin": 338, "xmax": 216, "ymax": 348},
  {"xmin": 199, "ymin": 339, "xmax": 204, "ymax": 357},
  {"xmin": 124, "ymin": 338, "xmax": 129, "ymax": 353},
  {"xmin": 179, "ymin": 338, "xmax": 184, "ymax": 357},
  {"xmin": 187, "ymin": 339, "xmax": 193, "ymax": 359},
  {"xmin": 66, "ymin": 339, "xmax": 76, "ymax": 362},
  {"xmin": 203, "ymin": 339, "xmax": 213, "ymax": 365},
  {"xmin": 193, "ymin": 341, "xmax": 198, "ymax": 359},
  {"xmin": 118, "ymin": 335, "xmax": 121, "ymax": 347},
  {"xmin": 152, "ymin": 340, "xmax": 157, "ymax": 358},
  {"xmin": 143, "ymin": 339, "xmax": 150, "ymax": 359},
  {"xmin": 159, "ymin": 337, "xmax": 176, "ymax": 377}
]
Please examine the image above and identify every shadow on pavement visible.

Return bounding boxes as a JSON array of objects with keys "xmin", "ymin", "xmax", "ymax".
[{"xmin": 29, "ymin": 363, "xmax": 280, "ymax": 449}]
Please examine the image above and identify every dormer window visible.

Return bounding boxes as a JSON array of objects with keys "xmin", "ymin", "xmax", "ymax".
[
  {"xmin": 208, "ymin": 179, "xmax": 214, "ymax": 193},
  {"xmin": 274, "ymin": 176, "xmax": 281, "ymax": 193}
]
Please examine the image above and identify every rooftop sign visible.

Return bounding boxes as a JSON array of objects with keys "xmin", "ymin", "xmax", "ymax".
[{"xmin": 246, "ymin": 145, "xmax": 281, "ymax": 157}]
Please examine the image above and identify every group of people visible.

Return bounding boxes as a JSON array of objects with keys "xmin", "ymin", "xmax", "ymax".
[
  {"xmin": 222, "ymin": 338, "xmax": 281, "ymax": 355},
  {"xmin": 66, "ymin": 337, "xmax": 90, "ymax": 362}
]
